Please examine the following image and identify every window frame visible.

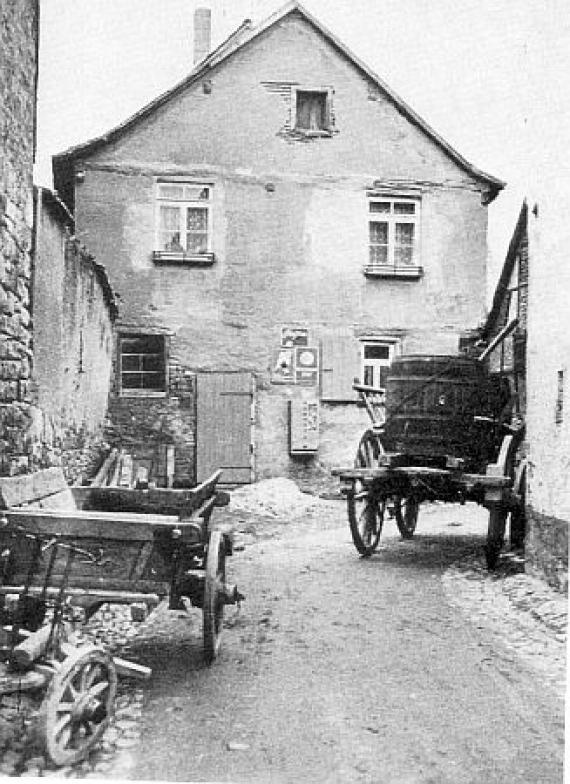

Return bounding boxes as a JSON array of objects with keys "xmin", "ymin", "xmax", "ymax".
[
  {"xmin": 118, "ymin": 332, "xmax": 168, "ymax": 398},
  {"xmin": 291, "ymin": 86, "xmax": 333, "ymax": 136},
  {"xmin": 365, "ymin": 195, "xmax": 422, "ymax": 279},
  {"xmin": 360, "ymin": 339, "xmax": 399, "ymax": 391},
  {"xmin": 153, "ymin": 180, "xmax": 215, "ymax": 264}
]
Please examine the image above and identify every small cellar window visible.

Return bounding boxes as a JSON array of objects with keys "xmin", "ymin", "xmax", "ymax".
[{"xmin": 119, "ymin": 334, "xmax": 166, "ymax": 394}]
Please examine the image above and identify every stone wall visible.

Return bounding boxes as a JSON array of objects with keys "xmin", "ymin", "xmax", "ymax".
[
  {"xmin": 106, "ymin": 353, "xmax": 196, "ymax": 486},
  {"xmin": 0, "ymin": 0, "xmax": 39, "ymax": 475}
]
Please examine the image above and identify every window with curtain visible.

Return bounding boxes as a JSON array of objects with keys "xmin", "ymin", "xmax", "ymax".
[
  {"xmin": 294, "ymin": 89, "xmax": 331, "ymax": 134},
  {"xmin": 367, "ymin": 197, "xmax": 421, "ymax": 275},
  {"xmin": 155, "ymin": 182, "xmax": 213, "ymax": 262}
]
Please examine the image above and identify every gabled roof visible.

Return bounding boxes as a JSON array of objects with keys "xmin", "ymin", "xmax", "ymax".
[
  {"xmin": 53, "ymin": 1, "xmax": 504, "ymax": 206},
  {"xmin": 483, "ymin": 200, "xmax": 528, "ymax": 338}
]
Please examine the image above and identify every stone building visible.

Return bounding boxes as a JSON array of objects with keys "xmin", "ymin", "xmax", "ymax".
[
  {"xmin": 52, "ymin": 2, "xmax": 504, "ymax": 487},
  {"xmin": 0, "ymin": 0, "xmax": 40, "ymax": 475},
  {"xmin": 1, "ymin": 1, "xmax": 117, "ymax": 482}
]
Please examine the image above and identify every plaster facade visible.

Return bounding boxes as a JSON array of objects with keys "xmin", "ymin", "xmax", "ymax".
[
  {"xmin": 525, "ymin": 189, "xmax": 569, "ymax": 591},
  {"xmin": 55, "ymin": 8, "xmax": 500, "ymax": 485},
  {"xmin": 32, "ymin": 190, "xmax": 117, "ymax": 483}
]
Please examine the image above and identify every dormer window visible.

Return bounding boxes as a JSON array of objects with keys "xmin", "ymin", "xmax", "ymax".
[
  {"xmin": 154, "ymin": 181, "xmax": 214, "ymax": 264},
  {"xmin": 292, "ymin": 87, "xmax": 332, "ymax": 135}
]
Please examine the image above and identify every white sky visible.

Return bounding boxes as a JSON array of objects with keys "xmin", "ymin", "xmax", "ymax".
[{"xmin": 35, "ymin": 0, "xmax": 570, "ymax": 296}]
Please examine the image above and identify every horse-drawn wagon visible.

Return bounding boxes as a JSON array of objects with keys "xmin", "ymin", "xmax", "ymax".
[
  {"xmin": 0, "ymin": 468, "xmax": 243, "ymax": 766},
  {"xmin": 333, "ymin": 354, "xmax": 526, "ymax": 568}
]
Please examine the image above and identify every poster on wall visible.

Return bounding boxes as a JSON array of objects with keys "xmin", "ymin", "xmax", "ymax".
[
  {"xmin": 294, "ymin": 346, "xmax": 319, "ymax": 386},
  {"xmin": 271, "ymin": 347, "xmax": 295, "ymax": 384},
  {"xmin": 281, "ymin": 326, "xmax": 309, "ymax": 348}
]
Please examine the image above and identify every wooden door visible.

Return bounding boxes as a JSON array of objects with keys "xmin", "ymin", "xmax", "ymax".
[{"xmin": 196, "ymin": 372, "xmax": 253, "ymax": 484}]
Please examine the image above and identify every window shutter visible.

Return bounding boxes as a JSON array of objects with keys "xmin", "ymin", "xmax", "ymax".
[{"xmin": 321, "ymin": 331, "xmax": 361, "ymax": 401}]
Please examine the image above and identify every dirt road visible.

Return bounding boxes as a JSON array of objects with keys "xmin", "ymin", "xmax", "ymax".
[{"xmin": 127, "ymin": 500, "xmax": 565, "ymax": 784}]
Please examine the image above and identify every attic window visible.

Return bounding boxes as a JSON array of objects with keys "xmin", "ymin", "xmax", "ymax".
[{"xmin": 293, "ymin": 88, "xmax": 332, "ymax": 135}]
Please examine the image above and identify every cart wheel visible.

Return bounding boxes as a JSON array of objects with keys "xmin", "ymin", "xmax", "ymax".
[
  {"xmin": 485, "ymin": 507, "xmax": 507, "ymax": 569},
  {"xmin": 355, "ymin": 429, "xmax": 383, "ymax": 469},
  {"xmin": 393, "ymin": 496, "xmax": 419, "ymax": 539},
  {"xmin": 347, "ymin": 490, "xmax": 385, "ymax": 557},
  {"xmin": 203, "ymin": 529, "xmax": 226, "ymax": 664},
  {"xmin": 38, "ymin": 644, "xmax": 117, "ymax": 767}
]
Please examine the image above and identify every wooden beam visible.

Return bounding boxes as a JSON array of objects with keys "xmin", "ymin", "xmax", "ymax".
[{"xmin": 91, "ymin": 448, "xmax": 119, "ymax": 487}]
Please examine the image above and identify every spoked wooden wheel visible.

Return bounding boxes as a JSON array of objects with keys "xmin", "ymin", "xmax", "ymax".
[
  {"xmin": 393, "ymin": 496, "xmax": 420, "ymax": 539},
  {"xmin": 349, "ymin": 430, "xmax": 386, "ymax": 556},
  {"xmin": 38, "ymin": 645, "xmax": 117, "ymax": 766},
  {"xmin": 485, "ymin": 507, "xmax": 507, "ymax": 570},
  {"xmin": 355, "ymin": 429, "xmax": 384, "ymax": 469},
  {"xmin": 348, "ymin": 490, "xmax": 386, "ymax": 556},
  {"xmin": 203, "ymin": 529, "xmax": 226, "ymax": 664}
]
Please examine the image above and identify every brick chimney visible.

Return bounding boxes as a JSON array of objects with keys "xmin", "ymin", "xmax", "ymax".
[{"xmin": 193, "ymin": 7, "xmax": 211, "ymax": 65}]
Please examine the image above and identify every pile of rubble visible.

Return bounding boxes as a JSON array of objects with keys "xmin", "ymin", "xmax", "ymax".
[{"xmin": 229, "ymin": 477, "xmax": 335, "ymax": 519}]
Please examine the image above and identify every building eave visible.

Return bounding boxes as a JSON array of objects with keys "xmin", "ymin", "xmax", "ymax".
[{"xmin": 52, "ymin": 1, "xmax": 505, "ymax": 207}]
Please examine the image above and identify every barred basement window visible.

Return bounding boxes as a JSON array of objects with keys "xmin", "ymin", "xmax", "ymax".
[{"xmin": 119, "ymin": 334, "xmax": 166, "ymax": 394}]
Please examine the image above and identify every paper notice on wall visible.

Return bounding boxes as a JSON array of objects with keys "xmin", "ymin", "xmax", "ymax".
[{"xmin": 271, "ymin": 348, "xmax": 294, "ymax": 384}]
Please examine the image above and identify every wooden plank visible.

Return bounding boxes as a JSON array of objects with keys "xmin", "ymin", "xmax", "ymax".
[
  {"xmin": 0, "ymin": 667, "xmax": 49, "ymax": 695},
  {"xmin": 196, "ymin": 373, "xmax": 252, "ymax": 484},
  {"xmin": 321, "ymin": 330, "xmax": 361, "ymax": 402},
  {"xmin": 119, "ymin": 453, "xmax": 134, "ymax": 488},
  {"xmin": 71, "ymin": 470, "xmax": 222, "ymax": 515},
  {"xmin": 0, "ymin": 468, "xmax": 68, "ymax": 510},
  {"xmin": 0, "ymin": 584, "xmax": 168, "ymax": 600},
  {"xmin": 91, "ymin": 448, "xmax": 119, "ymax": 487},
  {"xmin": 4, "ymin": 508, "xmax": 181, "ymax": 540},
  {"xmin": 113, "ymin": 657, "xmax": 152, "ymax": 680},
  {"xmin": 10, "ymin": 624, "xmax": 53, "ymax": 669},
  {"xmin": 109, "ymin": 449, "xmax": 124, "ymax": 487},
  {"xmin": 129, "ymin": 541, "xmax": 155, "ymax": 581}
]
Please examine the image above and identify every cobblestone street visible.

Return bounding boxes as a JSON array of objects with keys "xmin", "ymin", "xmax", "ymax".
[{"xmin": 0, "ymin": 485, "xmax": 566, "ymax": 781}]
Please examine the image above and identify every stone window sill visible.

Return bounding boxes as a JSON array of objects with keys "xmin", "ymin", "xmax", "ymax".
[
  {"xmin": 294, "ymin": 128, "xmax": 332, "ymax": 138},
  {"xmin": 363, "ymin": 265, "xmax": 423, "ymax": 280},
  {"xmin": 119, "ymin": 390, "xmax": 167, "ymax": 399},
  {"xmin": 153, "ymin": 251, "xmax": 215, "ymax": 265}
]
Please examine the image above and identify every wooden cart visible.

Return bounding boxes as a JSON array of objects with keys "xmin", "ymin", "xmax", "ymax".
[
  {"xmin": 0, "ymin": 468, "xmax": 243, "ymax": 766},
  {"xmin": 333, "ymin": 354, "xmax": 526, "ymax": 569}
]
